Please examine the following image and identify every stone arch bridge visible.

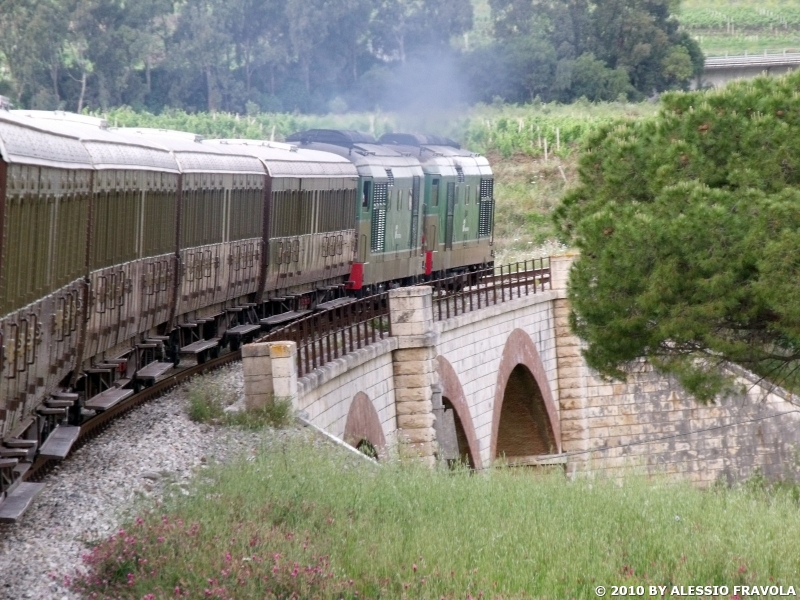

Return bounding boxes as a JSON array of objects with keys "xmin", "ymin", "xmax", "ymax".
[{"xmin": 244, "ymin": 256, "xmax": 800, "ymax": 484}]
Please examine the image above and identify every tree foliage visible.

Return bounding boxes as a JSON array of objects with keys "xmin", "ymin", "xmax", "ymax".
[
  {"xmin": 0, "ymin": 0, "xmax": 700, "ymax": 113},
  {"xmin": 480, "ymin": 0, "xmax": 703, "ymax": 103},
  {"xmin": 554, "ymin": 71, "xmax": 800, "ymax": 401}
]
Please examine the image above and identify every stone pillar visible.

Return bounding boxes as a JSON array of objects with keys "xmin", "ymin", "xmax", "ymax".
[
  {"xmin": 550, "ymin": 252, "xmax": 579, "ymax": 293},
  {"xmin": 242, "ymin": 341, "xmax": 298, "ymax": 411},
  {"xmin": 549, "ymin": 253, "xmax": 590, "ymax": 461},
  {"xmin": 269, "ymin": 341, "xmax": 298, "ymax": 401},
  {"xmin": 242, "ymin": 342, "xmax": 273, "ymax": 411},
  {"xmin": 389, "ymin": 286, "xmax": 439, "ymax": 466}
]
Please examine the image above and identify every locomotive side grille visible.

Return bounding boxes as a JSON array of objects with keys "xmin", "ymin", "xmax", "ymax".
[
  {"xmin": 479, "ymin": 177, "xmax": 493, "ymax": 238},
  {"xmin": 456, "ymin": 167, "xmax": 465, "ymax": 183},
  {"xmin": 385, "ymin": 169, "xmax": 394, "ymax": 187},
  {"xmin": 371, "ymin": 182, "xmax": 388, "ymax": 253},
  {"xmin": 480, "ymin": 178, "xmax": 493, "ymax": 198},
  {"xmin": 478, "ymin": 199, "xmax": 493, "ymax": 238}
]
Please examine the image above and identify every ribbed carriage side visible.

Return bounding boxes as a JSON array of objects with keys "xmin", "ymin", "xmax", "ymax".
[
  {"xmin": 206, "ymin": 140, "xmax": 359, "ymax": 302},
  {"xmin": 0, "ymin": 115, "xmax": 94, "ymax": 437},
  {"xmin": 118, "ymin": 131, "xmax": 267, "ymax": 323},
  {"xmin": 78, "ymin": 136, "xmax": 181, "ymax": 362}
]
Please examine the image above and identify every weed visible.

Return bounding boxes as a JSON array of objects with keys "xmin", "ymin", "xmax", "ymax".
[
  {"xmin": 74, "ymin": 437, "xmax": 800, "ymax": 599},
  {"xmin": 186, "ymin": 374, "xmax": 293, "ymax": 429},
  {"xmin": 227, "ymin": 398, "xmax": 294, "ymax": 430}
]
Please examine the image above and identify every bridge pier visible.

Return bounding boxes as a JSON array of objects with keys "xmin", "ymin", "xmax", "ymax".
[
  {"xmin": 242, "ymin": 341, "xmax": 298, "ymax": 409},
  {"xmin": 389, "ymin": 287, "xmax": 439, "ymax": 466}
]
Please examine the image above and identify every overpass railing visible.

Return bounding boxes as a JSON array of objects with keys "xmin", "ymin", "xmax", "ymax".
[
  {"xmin": 430, "ymin": 258, "xmax": 551, "ymax": 321},
  {"xmin": 258, "ymin": 259, "xmax": 550, "ymax": 376},
  {"xmin": 259, "ymin": 292, "xmax": 391, "ymax": 377}
]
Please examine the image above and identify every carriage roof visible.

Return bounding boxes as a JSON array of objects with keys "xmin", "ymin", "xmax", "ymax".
[{"xmin": 205, "ymin": 139, "xmax": 358, "ymax": 179}]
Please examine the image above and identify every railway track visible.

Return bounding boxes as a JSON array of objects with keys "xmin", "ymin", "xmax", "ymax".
[
  {"xmin": 2, "ymin": 261, "xmax": 550, "ymax": 523},
  {"xmin": 15, "ymin": 349, "xmax": 241, "ymax": 499}
]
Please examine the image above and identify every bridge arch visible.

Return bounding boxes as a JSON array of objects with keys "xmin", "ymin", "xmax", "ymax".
[
  {"xmin": 343, "ymin": 392, "xmax": 386, "ymax": 458},
  {"xmin": 435, "ymin": 356, "xmax": 482, "ymax": 469},
  {"xmin": 490, "ymin": 328, "xmax": 561, "ymax": 462}
]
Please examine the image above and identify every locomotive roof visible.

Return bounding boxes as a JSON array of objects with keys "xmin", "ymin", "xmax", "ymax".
[
  {"xmin": 0, "ymin": 110, "xmax": 94, "ymax": 170},
  {"xmin": 10, "ymin": 111, "xmax": 181, "ymax": 173},
  {"xmin": 379, "ymin": 132, "xmax": 461, "ymax": 149},
  {"xmin": 377, "ymin": 132, "xmax": 491, "ymax": 177},
  {"xmin": 298, "ymin": 140, "xmax": 424, "ymax": 176},
  {"xmin": 117, "ymin": 128, "xmax": 265, "ymax": 175},
  {"xmin": 286, "ymin": 131, "xmax": 425, "ymax": 177},
  {"xmin": 205, "ymin": 139, "xmax": 358, "ymax": 179},
  {"xmin": 285, "ymin": 129, "xmax": 376, "ymax": 146}
]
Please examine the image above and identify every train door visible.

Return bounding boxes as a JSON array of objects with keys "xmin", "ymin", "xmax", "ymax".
[
  {"xmin": 444, "ymin": 182, "xmax": 455, "ymax": 251},
  {"xmin": 210, "ymin": 182, "xmax": 225, "ymax": 305},
  {"xmin": 359, "ymin": 179, "xmax": 372, "ymax": 264},
  {"xmin": 410, "ymin": 176, "xmax": 420, "ymax": 254}
]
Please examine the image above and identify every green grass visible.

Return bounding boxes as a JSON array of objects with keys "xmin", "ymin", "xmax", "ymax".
[
  {"xmin": 185, "ymin": 374, "xmax": 293, "ymax": 429},
  {"xmin": 490, "ymin": 152, "xmax": 572, "ymax": 264},
  {"xmin": 73, "ymin": 438, "xmax": 800, "ymax": 599}
]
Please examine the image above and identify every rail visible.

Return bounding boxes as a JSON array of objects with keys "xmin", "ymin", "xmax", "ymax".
[
  {"xmin": 429, "ymin": 259, "xmax": 551, "ymax": 322},
  {"xmin": 259, "ymin": 292, "xmax": 391, "ymax": 377}
]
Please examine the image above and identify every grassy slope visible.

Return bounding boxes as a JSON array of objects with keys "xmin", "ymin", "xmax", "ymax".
[
  {"xmin": 74, "ymin": 438, "xmax": 800, "ymax": 599},
  {"xmin": 465, "ymin": 102, "xmax": 656, "ymax": 263}
]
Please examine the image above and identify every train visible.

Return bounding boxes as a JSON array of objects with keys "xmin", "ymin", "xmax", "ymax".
[{"xmin": 0, "ymin": 108, "xmax": 495, "ymax": 511}]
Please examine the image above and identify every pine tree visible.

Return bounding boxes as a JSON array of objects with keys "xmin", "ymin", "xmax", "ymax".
[{"xmin": 555, "ymin": 72, "xmax": 800, "ymax": 401}]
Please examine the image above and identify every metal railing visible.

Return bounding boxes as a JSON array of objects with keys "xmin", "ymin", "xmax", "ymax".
[
  {"xmin": 260, "ymin": 258, "xmax": 551, "ymax": 375},
  {"xmin": 260, "ymin": 292, "xmax": 391, "ymax": 377},
  {"xmin": 429, "ymin": 258, "xmax": 551, "ymax": 322}
]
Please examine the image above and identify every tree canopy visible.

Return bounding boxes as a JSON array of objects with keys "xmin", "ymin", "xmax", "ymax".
[
  {"xmin": 554, "ymin": 71, "xmax": 800, "ymax": 402},
  {"xmin": 0, "ymin": 0, "xmax": 701, "ymax": 114}
]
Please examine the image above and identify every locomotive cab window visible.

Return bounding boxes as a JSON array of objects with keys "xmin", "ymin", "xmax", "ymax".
[{"xmin": 362, "ymin": 180, "xmax": 372, "ymax": 209}]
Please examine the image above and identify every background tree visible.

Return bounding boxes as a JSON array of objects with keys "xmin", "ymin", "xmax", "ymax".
[
  {"xmin": 0, "ymin": 0, "xmax": 702, "ymax": 113},
  {"xmin": 554, "ymin": 72, "xmax": 800, "ymax": 402},
  {"xmin": 470, "ymin": 0, "xmax": 702, "ymax": 103},
  {"xmin": 0, "ymin": 0, "xmax": 69, "ymax": 107}
]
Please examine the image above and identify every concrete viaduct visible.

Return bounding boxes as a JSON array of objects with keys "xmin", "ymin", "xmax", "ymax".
[
  {"xmin": 700, "ymin": 52, "xmax": 800, "ymax": 88},
  {"xmin": 244, "ymin": 256, "xmax": 800, "ymax": 484}
]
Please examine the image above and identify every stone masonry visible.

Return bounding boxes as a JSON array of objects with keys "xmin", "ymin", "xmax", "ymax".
[
  {"xmin": 550, "ymin": 254, "xmax": 800, "ymax": 485},
  {"xmin": 242, "ymin": 341, "xmax": 297, "ymax": 409},
  {"xmin": 388, "ymin": 286, "xmax": 439, "ymax": 466}
]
